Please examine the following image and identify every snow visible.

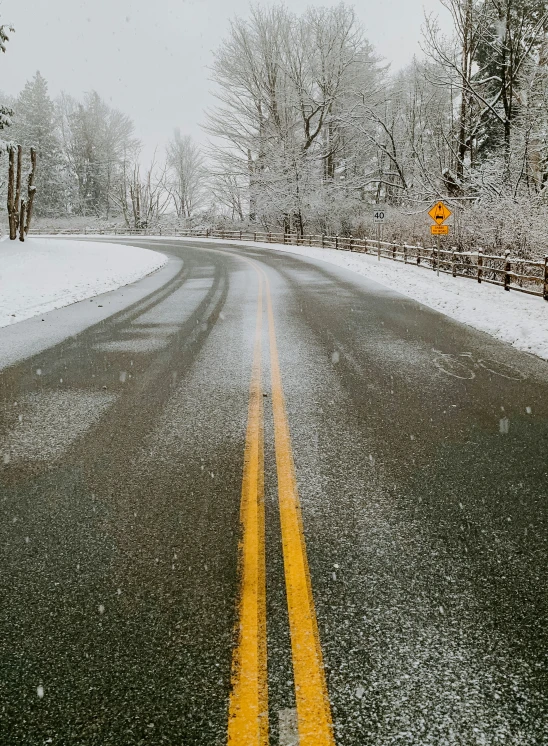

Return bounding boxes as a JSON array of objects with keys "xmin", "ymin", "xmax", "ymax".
[
  {"xmin": 147, "ymin": 236, "xmax": 548, "ymax": 362},
  {"xmin": 0, "ymin": 237, "xmax": 167, "ymax": 327}
]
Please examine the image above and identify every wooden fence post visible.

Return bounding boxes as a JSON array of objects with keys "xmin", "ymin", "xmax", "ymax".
[
  {"xmin": 335, "ymin": 235, "xmax": 339, "ymax": 250},
  {"xmin": 403, "ymin": 244, "xmax": 407, "ymax": 264},
  {"xmin": 206, "ymin": 228, "xmax": 210, "ymax": 238},
  {"xmin": 349, "ymin": 235, "xmax": 354, "ymax": 252},
  {"xmin": 417, "ymin": 243, "xmax": 421, "ymax": 265},
  {"xmin": 392, "ymin": 243, "xmax": 396, "ymax": 261},
  {"xmin": 322, "ymin": 234, "xmax": 325, "ymax": 248},
  {"xmin": 477, "ymin": 251, "xmax": 483, "ymax": 283},
  {"xmin": 504, "ymin": 250, "xmax": 511, "ymax": 291},
  {"xmin": 544, "ymin": 256, "xmax": 548, "ymax": 301},
  {"xmin": 268, "ymin": 231, "xmax": 271, "ymax": 243},
  {"xmin": 452, "ymin": 248, "xmax": 457, "ymax": 277}
]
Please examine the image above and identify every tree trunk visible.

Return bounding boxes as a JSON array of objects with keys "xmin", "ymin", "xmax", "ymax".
[
  {"xmin": 7, "ymin": 146, "xmax": 16, "ymax": 240},
  {"xmin": 19, "ymin": 201, "xmax": 26, "ymax": 242},
  {"xmin": 457, "ymin": 0, "xmax": 473, "ymax": 180},
  {"xmin": 248, "ymin": 149, "xmax": 256, "ymax": 222},
  {"xmin": 24, "ymin": 148, "xmax": 37, "ymax": 234},
  {"xmin": 15, "ymin": 144, "xmax": 22, "ymax": 228}
]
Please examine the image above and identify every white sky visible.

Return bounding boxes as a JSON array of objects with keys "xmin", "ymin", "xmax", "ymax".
[{"xmin": 0, "ymin": 0, "xmax": 452, "ymax": 160}]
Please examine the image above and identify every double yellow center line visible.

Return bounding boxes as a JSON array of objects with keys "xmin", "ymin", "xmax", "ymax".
[
  {"xmin": 227, "ymin": 275, "xmax": 268, "ymax": 744},
  {"xmin": 228, "ymin": 263, "xmax": 335, "ymax": 746}
]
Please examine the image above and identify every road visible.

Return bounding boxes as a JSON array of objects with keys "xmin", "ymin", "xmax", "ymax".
[{"xmin": 0, "ymin": 238, "xmax": 547, "ymax": 745}]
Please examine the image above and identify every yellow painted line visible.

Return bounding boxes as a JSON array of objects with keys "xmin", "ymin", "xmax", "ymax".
[
  {"xmin": 263, "ymin": 274, "xmax": 336, "ymax": 746},
  {"xmin": 227, "ymin": 274, "xmax": 269, "ymax": 745}
]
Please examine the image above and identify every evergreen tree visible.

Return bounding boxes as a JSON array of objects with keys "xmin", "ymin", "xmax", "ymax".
[
  {"xmin": 11, "ymin": 72, "xmax": 66, "ymax": 215},
  {"xmin": 0, "ymin": 22, "xmax": 14, "ymax": 142},
  {"xmin": 59, "ymin": 90, "xmax": 138, "ymax": 216}
]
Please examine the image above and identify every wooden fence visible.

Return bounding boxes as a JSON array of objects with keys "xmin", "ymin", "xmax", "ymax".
[{"xmin": 28, "ymin": 227, "xmax": 548, "ymax": 301}]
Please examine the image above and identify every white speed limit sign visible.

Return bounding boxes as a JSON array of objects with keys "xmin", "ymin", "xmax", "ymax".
[{"xmin": 373, "ymin": 207, "xmax": 387, "ymax": 224}]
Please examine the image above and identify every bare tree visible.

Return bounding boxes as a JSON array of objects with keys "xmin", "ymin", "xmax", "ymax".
[
  {"xmin": 205, "ymin": 3, "xmax": 384, "ymax": 231},
  {"xmin": 209, "ymin": 171, "xmax": 246, "ymax": 221},
  {"xmin": 112, "ymin": 151, "xmax": 170, "ymax": 230},
  {"xmin": 422, "ymin": 0, "xmax": 548, "ymax": 184},
  {"xmin": 421, "ymin": 1, "xmax": 488, "ymax": 180},
  {"xmin": 166, "ymin": 130, "xmax": 204, "ymax": 221}
]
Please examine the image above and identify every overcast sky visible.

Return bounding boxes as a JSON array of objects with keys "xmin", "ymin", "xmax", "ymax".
[{"xmin": 1, "ymin": 0, "xmax": 451, "ymax": 159}]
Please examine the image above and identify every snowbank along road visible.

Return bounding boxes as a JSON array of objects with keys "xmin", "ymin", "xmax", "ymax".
[
  {"xmin": 0, "ymin": 238, "xmax": 547, "ymax": 745},
  {"xmin": 0, "ymin": 236, "xmax": 167, "ymax": 328}
]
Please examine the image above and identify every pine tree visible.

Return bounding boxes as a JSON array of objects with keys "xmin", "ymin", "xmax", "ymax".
[
  {"xmin": 0, "ymin": 22, "xmax": 14, "ymax": 143},
  {"xmin": 59, "ymin": 90, "xmax": 138, "ymax": 217},
  {"xmin": 11, "ymin": 72, "xmax": 66, "ymax": 216}
]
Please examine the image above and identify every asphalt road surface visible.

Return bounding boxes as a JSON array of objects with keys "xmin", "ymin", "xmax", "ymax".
[{"xmin": 1, "ymin": 238, "xmax": 547, "ymax": 746}]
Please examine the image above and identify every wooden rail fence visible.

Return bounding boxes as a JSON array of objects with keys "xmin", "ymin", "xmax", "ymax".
[{"xmin": 28, "ymin": 227, "xmax": 548, "ymax": 301}]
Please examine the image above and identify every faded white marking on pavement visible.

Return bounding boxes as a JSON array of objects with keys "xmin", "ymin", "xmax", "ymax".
[{"xmin": 278, "ymin": 708, "xmax": 298, "ymax": 746}]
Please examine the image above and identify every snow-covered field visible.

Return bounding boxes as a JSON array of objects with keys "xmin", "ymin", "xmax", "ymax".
[
  {"xmin": 148, "ymin": 236, "xmax": 548, "ymax": 362},
  {"xmin": 0, "ymin": 237, "xmax": 167, "ymax": 328}
]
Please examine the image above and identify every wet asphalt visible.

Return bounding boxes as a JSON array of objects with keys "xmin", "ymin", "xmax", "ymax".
[{"xmin": 0, "ymin": 239, "xmax": 547, "ymax": 745}]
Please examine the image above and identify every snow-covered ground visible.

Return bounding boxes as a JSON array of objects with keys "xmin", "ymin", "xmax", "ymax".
[
  {"xmin": 0, "ymin": 237, "xmax": 167, "ymax": 328},
  {"xmin": 147, "ymin": 236, "xmax": 548, "ymax": 362}
]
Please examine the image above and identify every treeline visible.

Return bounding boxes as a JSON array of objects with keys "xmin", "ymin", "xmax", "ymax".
[
  {"xmin": 206, "ymin": 1, "xmax": 548, "ymax": 255},
  {"xmin": 0, "ymin": 72, "xmax": 207, "ymax": 227},
  {"xmin": 3, "ymin": 2, "xmax": 548, "ymax": 256}
]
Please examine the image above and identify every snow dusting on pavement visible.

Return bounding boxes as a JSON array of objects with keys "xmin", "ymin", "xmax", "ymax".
[
  {"xmin": 158, "ymin": 237, "xmax": 548, "ymax": 362},
  {"xmin": 0, "ymin": 237, "xmax": 166, "ymax": 327}
]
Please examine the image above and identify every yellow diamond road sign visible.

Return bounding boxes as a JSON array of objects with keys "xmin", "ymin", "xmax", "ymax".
[{"xmin": 428, "ymin": 201, "xmax": 452, "ymax": 225}]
